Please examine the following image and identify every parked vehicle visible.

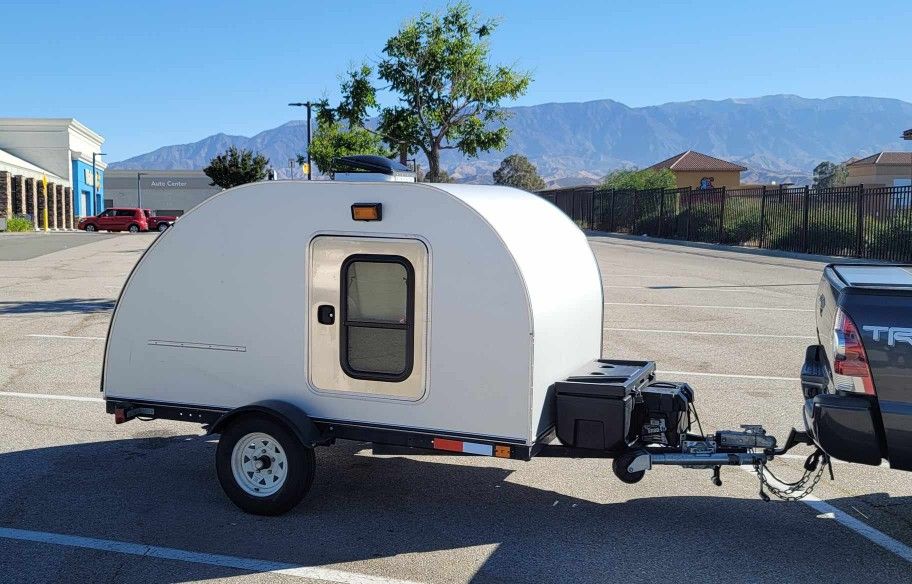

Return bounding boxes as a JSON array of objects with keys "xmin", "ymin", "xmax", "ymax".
[
  {"xmin": 801, "ymin": 264, "xmax": 912, "ymax": 469},
  {"xmin": 79, "ymin": 208, "xmax": 148, "ymax": 233},
  {"xmin": 143, "ymin": 209, "xmax": 177, "ymax": 232},
  {"xmin": 103, "ymin": 165, "xmax": 798, "ymax": 515}
]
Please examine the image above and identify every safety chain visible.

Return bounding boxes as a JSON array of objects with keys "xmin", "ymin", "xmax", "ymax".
[{"xmin": 753, "ymin": 450, "xmax": 830, "ymax": 502}]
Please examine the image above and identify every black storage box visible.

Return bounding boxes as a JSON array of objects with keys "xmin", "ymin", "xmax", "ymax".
[
  {"xmin": 637, "ymin": 381, "xmax": 693, "ymax": 447},
  {"xmin": 554, "ymin": 359, "xmax": 655, "ymax": 451}
]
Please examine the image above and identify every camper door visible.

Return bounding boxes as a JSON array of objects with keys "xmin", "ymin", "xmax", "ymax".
[{"xmin": 309, "ymin": 236, "xmax": 428, "ymax": 400}]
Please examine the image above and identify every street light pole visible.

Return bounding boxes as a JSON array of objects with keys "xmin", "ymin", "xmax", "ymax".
[
  {"xmin": 288, "ymin": 102, "xmax": 313, "ymax": 180},
  {"xmin": 92, "ymin": 152, "xmax": 106, "ymax": 214},
  {"xmin": 137, "ymin": 172, "xmax": 146, "ymax": 208}
]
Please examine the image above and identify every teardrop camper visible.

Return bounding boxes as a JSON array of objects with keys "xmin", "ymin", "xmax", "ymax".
[{"xmin": 104, "ymin": 174, "xmax": 783, "ymax": 515}]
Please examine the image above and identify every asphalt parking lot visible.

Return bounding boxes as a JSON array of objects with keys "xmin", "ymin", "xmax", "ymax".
[{"xmin": 2, "ymin": 232, "xmax": 912, "ymax": 583}]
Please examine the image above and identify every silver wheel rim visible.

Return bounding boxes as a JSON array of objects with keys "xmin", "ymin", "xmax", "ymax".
[
  {"xmin": 158, "ymin": 224, "xmax": 167, "ymax": 231},
  {"xmin": 231, "ymin": 432, "xmax": 288, "ymax": 497},
  {"xmin": 130, "ymin": 226, "xmax": 138, "ymax": 232},
  {"xmin": 86, "ymin": 225, "xmax": 94, "ymax": 231}
]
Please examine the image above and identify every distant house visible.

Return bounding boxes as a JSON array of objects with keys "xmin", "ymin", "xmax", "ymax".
[
  {"xmin": 647, "ymin": 150, "xmax": 746, "ymax": 189},
  {"xmin": 846, "ymin": 152, "xmax": 912, "ymax": 188}
]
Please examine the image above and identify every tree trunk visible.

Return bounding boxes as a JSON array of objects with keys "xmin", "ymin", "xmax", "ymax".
[{"xmin": 427, "ymin": 145, "xmax": 441, "ymax": 182}]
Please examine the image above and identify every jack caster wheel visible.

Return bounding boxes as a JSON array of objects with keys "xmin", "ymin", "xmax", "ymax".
[{"xmin": 613, "ymin": 451, "xmax": 646, "ymax": 484}]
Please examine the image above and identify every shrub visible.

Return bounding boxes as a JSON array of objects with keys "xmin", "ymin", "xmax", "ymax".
[{"xmin": 6, "ymin": 216, "xmax": 33, "ymax": 232}]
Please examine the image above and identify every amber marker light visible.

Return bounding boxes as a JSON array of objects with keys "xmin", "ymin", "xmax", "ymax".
[{"xmin": 351, "ymin": 203, "xmax": 382, "ymax": 221}]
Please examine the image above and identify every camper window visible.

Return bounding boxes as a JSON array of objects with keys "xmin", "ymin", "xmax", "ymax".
[{"xmin": 340, "ymin": 255, "xmax": 415, "ymax": 381}]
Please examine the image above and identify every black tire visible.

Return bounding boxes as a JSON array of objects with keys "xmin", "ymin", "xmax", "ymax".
[
  {"xmin": 128, "ymin": 223, "xmax": 140, "ymax": 233},
  {"xmin": 85, "ymin": 224, "xmax": 96, "ymax": 232},
  {"xmin": 612, "ymin": 451, "xmax": 647, "ymax": 484},
  {"xmin": 157, "ymin": 222, "xmax": 169, "ymax": 232},
  {"xmin": 216, "ymin": 415, "xmax": 315, "ymax": 515}
]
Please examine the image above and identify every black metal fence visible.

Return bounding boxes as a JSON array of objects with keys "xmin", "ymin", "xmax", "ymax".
[{"xmin": 538, "ymin": 184, "xmax": 912, "ymax": 262}]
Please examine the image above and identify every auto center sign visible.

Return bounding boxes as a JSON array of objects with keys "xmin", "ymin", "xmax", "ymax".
[{"xmin": 149, "ymin": 179, "xmax": 189, "ymax": 188}]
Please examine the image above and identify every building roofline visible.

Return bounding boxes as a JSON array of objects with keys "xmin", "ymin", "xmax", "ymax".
[{"xmin": 0, "ymin": 118, "xmax": 104, "ymax": 145}]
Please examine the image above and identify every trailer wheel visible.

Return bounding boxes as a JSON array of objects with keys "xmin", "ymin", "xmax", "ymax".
[
  {"xmin": 216, "ymin": 415, "xmax": 315, "ymax": 515},
  {"xmin": 612, "ymin": 452, "xmax": 646, "ymax": 484}
]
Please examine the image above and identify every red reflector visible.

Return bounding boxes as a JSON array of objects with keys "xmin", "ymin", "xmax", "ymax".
[
  {"xmin": 834, "ymin": 309, "xmax": 875, "ymax": 395},
  {"xmin": 432, "ymin": 438, "xmax": 463, "ymax": 453},
  {"xmin": 114, "ymin": 408, "xmax": 126, "ymax": 424}
]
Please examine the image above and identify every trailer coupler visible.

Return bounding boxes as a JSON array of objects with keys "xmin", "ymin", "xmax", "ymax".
[{"xmin": 613, "ymin": 425, "xmax": 828, "ymax": 500}]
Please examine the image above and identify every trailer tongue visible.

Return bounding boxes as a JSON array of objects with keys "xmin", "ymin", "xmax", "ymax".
[{"xmin": 547, "ymin": 359, "xmax": 827, "ymax": 500}]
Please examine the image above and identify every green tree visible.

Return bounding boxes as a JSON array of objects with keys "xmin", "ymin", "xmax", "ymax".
[
  {"xmin": 493, "ymin": 154, "xmax": 546, "ymax": 191},
  {"xmin": 301, "ymin": 67, "xmax": 393, "ymax": 175},
  {"xmin": 360, "ymin": 2, "xmax": 531, "ymax": 181},
  {"xmin": 601, "ymin": 168, "xmax": 676, "ymax": 190},
  {"xmin": 203, "ymin": 146, "xmax": 269, "ymax": 189},
  {"xmin": 812, "ymin": 161, "xmax": 849, "ymax": 189}
]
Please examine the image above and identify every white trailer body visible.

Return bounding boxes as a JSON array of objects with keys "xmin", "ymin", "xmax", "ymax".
[{"xmin": 103, "ymin": 181, "xmax": 603, "ymax": 446}]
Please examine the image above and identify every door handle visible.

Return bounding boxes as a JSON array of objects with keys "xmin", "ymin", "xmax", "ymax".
[{"xmin": 317, "ymin": 305, "xmax": 335, "ymax": 325}]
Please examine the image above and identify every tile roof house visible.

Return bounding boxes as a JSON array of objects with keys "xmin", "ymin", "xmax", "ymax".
[
  {"xmin": 647, "ymin": 150, "xmax": 747, "ymax": 189},
  {"xmin": 846, "ymin": 151, "xmax": 912, "ymax": 187}
]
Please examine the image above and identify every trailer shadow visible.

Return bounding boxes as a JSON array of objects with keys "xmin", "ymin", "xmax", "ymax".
[
  {"xmin": 1, "ymin": 435, "xmax": 910, "ymax": 584},
  {"xmin": 0, "ymin": 298, "xmax": 115, "ymax": 314}
]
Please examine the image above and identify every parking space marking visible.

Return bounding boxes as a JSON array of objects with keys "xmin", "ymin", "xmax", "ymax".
[
  {"xmin": 605, "ymin": 302, "xmax": 814, "ymax": 313},
  {"xmin": 603, "ymin": 285, "xmax": 751, "ymax": 293},
  {"xmin": 0, "ymin": 391, "xmax": 103, "ymax": 403},
  {"xmin": 28, "ymin": 334, "xmax": 105, "ymax": 341},
  {"xmin": 738, "ymin": 468, "xmax": 912, "ymax": 564},
  {"xmin": 0, "ymin": 527, "xmax": 423, "ymax": 584},
  {"xmin": 657, "ymin": 370, "xmax": 800, "ymax": 381},
  {"xmin": 802, "ymin": 495, "xmax": 912, "ymax": 563},
  {"xmin": 605, "ymin": 327, "xmax": 815, "ymax": 340}
]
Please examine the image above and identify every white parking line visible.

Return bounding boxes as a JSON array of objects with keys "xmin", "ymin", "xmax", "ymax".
[
  {"xmin": 0, "ymin": 527, "xmax": 422, "ymax": 584},
  {"xmin": 605, "ymin": 302, "xmax": 814, "ymax": 313},
  {"xmin": 740, "ymin": 467, "xmax": 912, "ymax": 564},
  {"xmin": 0, "ymin": 391, "xmax": 103, "ymax": 403},
  {"xmin": 803, "ymin": 495, "xmax": 912, "ymax": 563},
  {"xmin": 605, "ymin": 327, "xmax": 815, "ymax": 340},
  {"xmin": 603, "ymin": 285, "xmax": 751, "ymax": 293},
  {"xmin": 28, "ymin": 334, "xmax": 105, "ymax": 341},
  {"xmin": 657, "ymin": 370, "xmax": 800, "ymax": 381}
]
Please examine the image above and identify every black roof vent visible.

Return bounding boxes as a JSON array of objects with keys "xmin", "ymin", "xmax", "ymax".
[{"xmin": 334, "ymin": 155, "xmax": 411, "ymax": 175}]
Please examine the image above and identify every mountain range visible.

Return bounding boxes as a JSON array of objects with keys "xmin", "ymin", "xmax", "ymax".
[{"xmin": 110, "ymin": 94, "xmax": 912, "ymax": 186}]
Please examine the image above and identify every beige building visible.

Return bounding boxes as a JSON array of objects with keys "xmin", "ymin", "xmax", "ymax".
[
  {"xmin": 647, "ymin": 150, "xmax": 746, "ymax": 189},
  {"xmin": 846, "ymin": 152, "xmax": 912, "ymax": 188}
]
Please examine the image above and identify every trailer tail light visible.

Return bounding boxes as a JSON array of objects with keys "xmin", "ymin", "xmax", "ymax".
[
  {"xmin": 114, "ymin": 407, "xmax": 126, "ymax": 424},
  {"xmin": 832, "ymin": 308, "xmax": 875, "ymax": 395}
]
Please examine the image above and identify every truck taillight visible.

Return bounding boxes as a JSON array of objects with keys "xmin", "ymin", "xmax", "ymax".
[{"xmin": 832, "ymin": 308, "xmax": 875, "ymax": 395}]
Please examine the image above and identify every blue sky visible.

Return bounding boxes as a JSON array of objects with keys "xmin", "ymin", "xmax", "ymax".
[{"xmin": 3, "ymin": 0, "xmax": 910, "ymax": 161}]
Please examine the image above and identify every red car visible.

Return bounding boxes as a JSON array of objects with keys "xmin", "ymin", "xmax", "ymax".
[
  {"xmin": 143, "ymin": 209, "xmax": 178, "ymax": 232},
  {"xmin": 78, "ymin": 208, "xmax": 148, "ymax": 233}
]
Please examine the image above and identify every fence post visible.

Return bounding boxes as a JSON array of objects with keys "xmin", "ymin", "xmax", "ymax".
[
  {"xmin": 758, "ymin": 185, "xmax": 767, "ymax": 249},
  {"xmin": 589, "ymin": 187, "xmax": 596, "ymax": 230},
  {"xmin": 658, "ymin": 189, "xmax": 666, "ymax": 238},
  {"xmin": 718, "ymin": 186, "xmax": 727, "ymax": 243},
  {"xmin": 686, "ymin": 188, "xmax": 693, "ymax": 240},
  {"xmin": 855, "ymin": 184, "xmax": 865, "ymax": 257},
  {"xmin": 609, "ymin": 189, "xmax": 617, "ymax": 233},
  {"xmin": 802, "ymin": 185, "xmax": 810, "ymax": 253}
]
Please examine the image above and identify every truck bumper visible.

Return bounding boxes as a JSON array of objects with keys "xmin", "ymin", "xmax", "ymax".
[{"xmin": 801, "ymin": 344, "xmax": 885, "ymax": 466}]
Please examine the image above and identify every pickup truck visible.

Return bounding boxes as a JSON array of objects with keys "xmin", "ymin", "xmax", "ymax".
[
  {"xmin": 142, "ymin": 209, "xmax": 178, "ymax": 232},
  {"xmin": 801, "ymin": 264, "xmax": 912, "ymax": 470}
]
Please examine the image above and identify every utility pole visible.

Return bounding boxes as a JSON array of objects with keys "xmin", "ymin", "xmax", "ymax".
[
  {"xmin": 288, "ymin": 102, "xmax": 313, "ymax": 180},
  {"xmin": 92, "ymin": 152, "xmax": 106, "ymax": 214},
  {"xmin": 137, "ymin": 172, "xmax": 146, "ymax": 208}
]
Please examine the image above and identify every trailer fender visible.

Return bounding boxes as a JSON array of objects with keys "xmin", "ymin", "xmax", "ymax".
[{"xmin": 208, "ymin": 400, "xmax": 323, "ymax": 447}]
